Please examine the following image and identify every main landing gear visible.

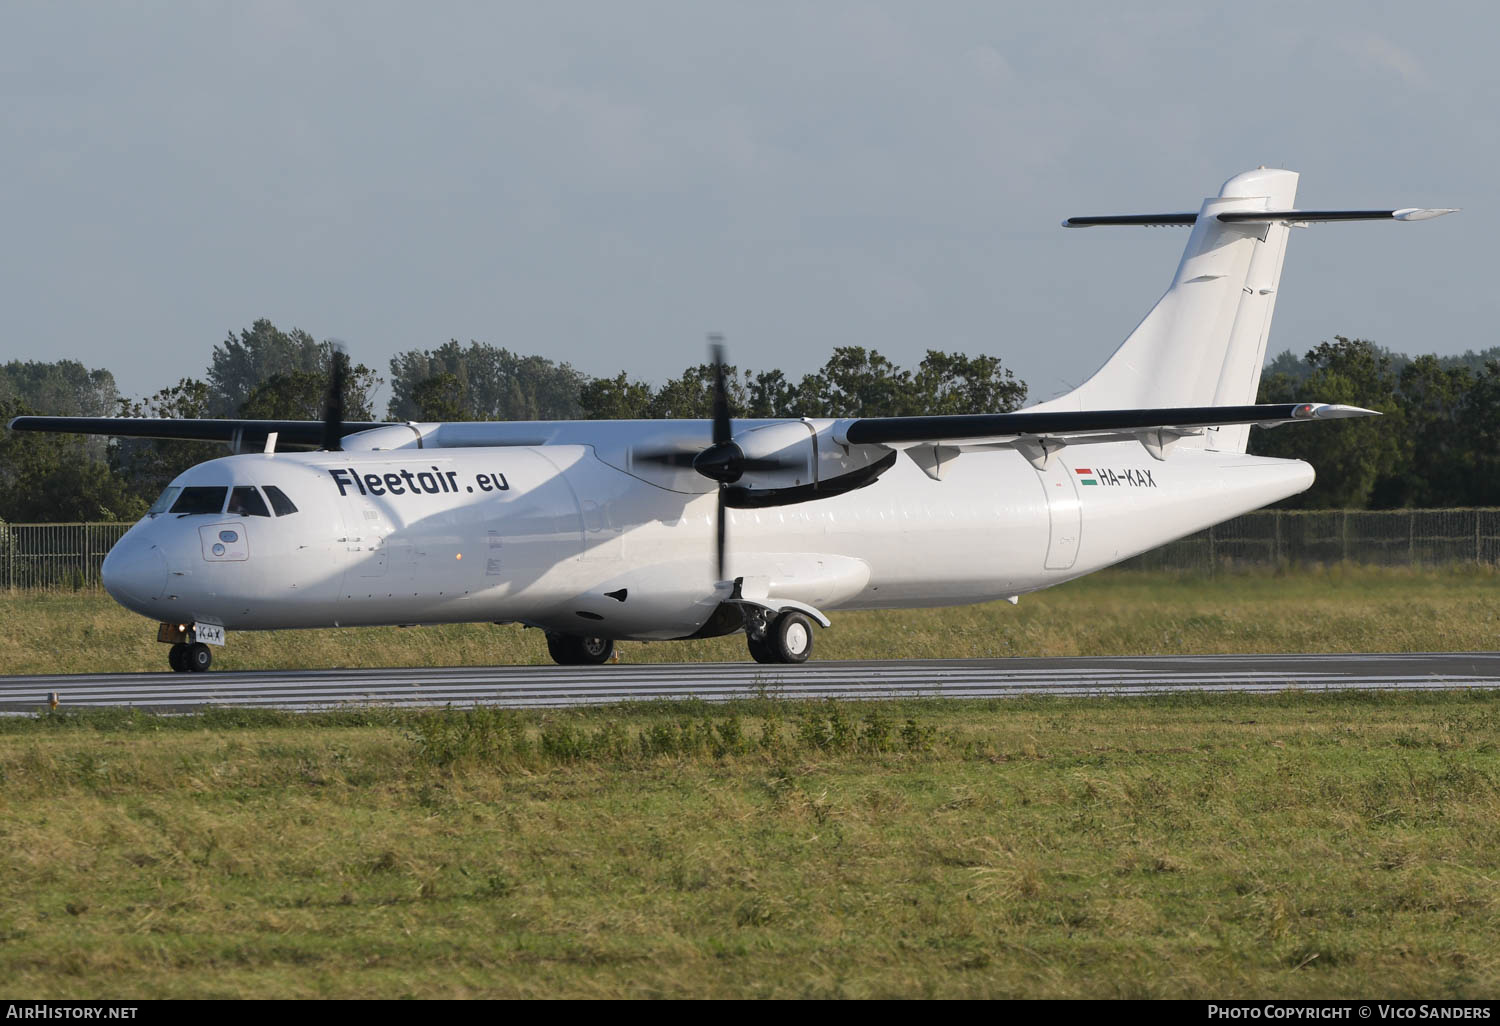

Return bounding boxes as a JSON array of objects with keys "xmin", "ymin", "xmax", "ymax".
[
  {"xmin": 168, "ymin": 642, "xmax": 213, "ymax": 673},
  {"xmin": 746, "ymin": 610, "xmax": 814, "ymax": 665},
  {"xmin": 547, "ymin": 633, "xmax": 615, "ymax": 666}
]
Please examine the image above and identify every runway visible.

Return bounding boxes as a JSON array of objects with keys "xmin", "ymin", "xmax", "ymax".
[{"xmin": 2, "ymin": 653, "xmax": 1498, "ymax": 714}]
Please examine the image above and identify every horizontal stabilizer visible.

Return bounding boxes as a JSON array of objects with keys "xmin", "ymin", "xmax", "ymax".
[
  {"xmin": 1063, "ymin": 213, "xmax": 1198, "ymax": 228},
  {"xmin": 1066, "ymin": 208, "xmax": 1456, "ymax": 228},
  {"xmin": 1217, "ymin": 208, "xmax": 1458, "ymax": 224}
]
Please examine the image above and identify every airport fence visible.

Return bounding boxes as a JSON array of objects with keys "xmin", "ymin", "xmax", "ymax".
[
  {"xmin": 2, "ymin": 511, "xmax": 1499, "ymax": 591},
  {"xmin": 1118, "ymin": 508, "xmax": 1500, "ymax": 573},
  {"xmin": 1, "ymin": 523, "xmax": 132, "ymax": 591}
]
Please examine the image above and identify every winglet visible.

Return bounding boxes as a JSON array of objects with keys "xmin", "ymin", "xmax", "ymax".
[
  {"xmin": 1292, "ymin": 403, "xmax": 1380, "ymax": 420},
  {"xmin": 1393, "ymin": 208, "xmax": 1459, "ymax": 221}
]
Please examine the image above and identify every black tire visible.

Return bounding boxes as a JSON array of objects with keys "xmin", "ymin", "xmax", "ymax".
[
  {"xmin": 185, "ymin": 642, "xmax": 213, "ymax": 673},
  {"xmin": 546, "ymin": 633, "xmax": 615, "ymax": 666},
  {"xmin": 746, "ymin": 632, "xmax": 776, "ymax": 664},
  {"xmin": 766, "ymin": 611, "xmax": 814, "ymax": 664},
  {"xmin": 168, "ymin": 643, "xmax": 189, "ymax": 673}
]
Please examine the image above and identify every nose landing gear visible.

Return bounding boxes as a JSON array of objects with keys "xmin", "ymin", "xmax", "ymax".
[{"xmin": 158, "ymin": 623, "xmax": 218, "ymax": 673}]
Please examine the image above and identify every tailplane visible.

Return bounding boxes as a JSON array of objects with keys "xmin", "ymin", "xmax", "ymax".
[{"xmin": 1029, "ymin": 168, "xmax": 1454, "ymax": 453}]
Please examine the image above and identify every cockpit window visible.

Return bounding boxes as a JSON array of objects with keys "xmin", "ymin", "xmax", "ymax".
[
  {"xmin": 228, "ymin": 486, "xmax": 271, "ymax": 517},
  {"xmin": 263, "ymin": 485, "xmax": 299, "ymax": 516},
  {"xmin": 170, "ymin": 487, "xmax": 228, "ymax": 515},
  {"xmin": 147, "ymin": 487, "xmax": 182, "ymax": 515}
]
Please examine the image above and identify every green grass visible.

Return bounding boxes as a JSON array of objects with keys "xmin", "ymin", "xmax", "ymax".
[
  {"xmin": 3, "ymin": 692, "xmax": 1500, "ymax": 997},
  {"xmin": 2, "ymin": 565, "xmax": 1497, "ymax": 675}
]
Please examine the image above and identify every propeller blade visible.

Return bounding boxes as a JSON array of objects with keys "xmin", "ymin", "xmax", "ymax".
[
  {"xmin": 632, "ymin": 449, "xmax": 701, "ymax": 469},
  {"xmin": 322, "ymin": 344, "xmax": 348, "ymax": 452},
  {"xmin": 716, "ymin": 484, "xmax": 727, "ymax": 581},
  {"xmin": 708, "ymin": 335, "xmax": 731, "ymax": 581},
  {"xmin": 709, "ymin": 335, "xmax": 731, "ymax": 446}
]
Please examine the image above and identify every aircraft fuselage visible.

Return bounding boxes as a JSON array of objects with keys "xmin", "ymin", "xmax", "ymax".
[{"xmin": 101, "ymin": 439, "xmax": 1312, "ymax": 641}]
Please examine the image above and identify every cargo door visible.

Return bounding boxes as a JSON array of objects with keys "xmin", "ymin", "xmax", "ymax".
[{"xmin": 1036, "ymin": 462, "xmax": 1082, "ymax": 570}]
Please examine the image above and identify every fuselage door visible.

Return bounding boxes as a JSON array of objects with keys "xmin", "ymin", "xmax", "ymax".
[{"xmin": 1037, "ymin": 462, "xmax": 1082, "ymax": 570}]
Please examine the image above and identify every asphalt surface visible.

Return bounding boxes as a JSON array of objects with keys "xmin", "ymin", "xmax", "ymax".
[{"xmin": 2, "ymin": 653, "xmax": 1498, "ymax": 714}]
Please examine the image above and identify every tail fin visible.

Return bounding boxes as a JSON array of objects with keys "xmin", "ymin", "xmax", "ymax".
[{"xmin": 1030, "ymin": 168, "xmax": 1454, "ymax": 453}]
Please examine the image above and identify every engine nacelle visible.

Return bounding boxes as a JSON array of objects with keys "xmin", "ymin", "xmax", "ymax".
[{"xmin": 727, "ymin": 420, "xmax": 896, "ymax": 508}]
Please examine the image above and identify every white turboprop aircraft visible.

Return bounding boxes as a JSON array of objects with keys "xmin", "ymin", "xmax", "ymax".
[{"xmin": 9, "ymin": 168, "xmax": 1453, "ymax": 672}]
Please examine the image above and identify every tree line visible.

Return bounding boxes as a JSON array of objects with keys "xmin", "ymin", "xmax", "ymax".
[
  {"xmin": 0, "ymin": 319, "xmax": 1025, "ymax": 522},
  {"xmin": 1254, "ymin": 338, "xmax": 1500, "ymax": 509},
  {"xmin": 0, "ymin": 319, "xmax": 1496, "ymax": 522}
]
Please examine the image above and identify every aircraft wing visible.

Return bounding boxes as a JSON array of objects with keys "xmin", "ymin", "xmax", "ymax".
[
  {"xmin": 839, "ymin": 402, "xmax": 1376, "ymax": 445},
  {"xmin": 5, "ymin": 416, "xmax": 392, "ymax": 452},
  {"xmin": 835, "ymin": 402, "xmax": 1377, "ymax": 474}
]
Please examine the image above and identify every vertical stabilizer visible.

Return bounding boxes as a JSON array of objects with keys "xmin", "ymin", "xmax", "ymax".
[
  {"xmin": 1030, "ymin": 168, "xmax": 1300, "ymax": 452},
  {"xmin": 1208, "ymin": 171, "xmax": 1298, "ymax": 452}
]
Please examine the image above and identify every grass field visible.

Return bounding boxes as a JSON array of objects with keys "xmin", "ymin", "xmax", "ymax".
[
  {"xmin": 1, "ymin": 565, "xmax": 1496, "ymax": 675},
  {"xmin": 3, "ymin": 692, "xmax": 1500, "ymax": 998}
]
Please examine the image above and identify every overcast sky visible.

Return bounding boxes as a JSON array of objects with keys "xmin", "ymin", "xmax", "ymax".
[{"xmin": 2, "ymin": 1, "xmax": 1491, "ymax": 408}]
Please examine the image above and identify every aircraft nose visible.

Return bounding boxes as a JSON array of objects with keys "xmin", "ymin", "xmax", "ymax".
[{"xmin": 101, "ymin": 540, "xmax": 167, "ymax": 610}]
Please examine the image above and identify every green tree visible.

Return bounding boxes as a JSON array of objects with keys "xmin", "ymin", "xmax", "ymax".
[
  {"xmin": 794, "ymin": 347, "xmax": 913, "ymax": 418},
  {"xmin": 0, "ymin": 360, "xmax": 118, "ymax": 416},
  {"xmin": 206, "ymin": 320, "xmax": 379, "ymax": 419},
  {"xmin": 579, "ymin": 372, "xmax": 654, "ymax": 420},
  {"xmin": 0, "ymin": 360, "xmax": 121, "ymax": 463},
  {"xmin": 207, "ymin": 319, "xmax": 325, "ymax": 415},
  {"xmin": 745, "ymin": 369, "xmax": 798, "ymax": 419},
  {"xmin": 237, "ymin": 362, "xmax": 379, "ymax": 421},
  {"xmin": 1453, "ymin": 360, "xmax": 1500, "ymax": 506},
  {"xmin": 1254, "ymin": 337, "xmax": 1404, "ymax": 508},
  {"xmin": 0, "ymin": 397, "xmax": 145, "ymax": 522},
  {"xmin": 647, "ymin": 363, "xmax": 750, "ymax": 419},
  {"xmin": 409, "ymin": 373, "xmax": 469, "ymax": 422},
  {"xmin": 388, "ymin": 341, "xmax": 585, "ymax": 421},
  {"xmin": 1372, "ymin": 355, "xmax": 1474, "ymax": 507},
  {"xmin": 911, "ymin": 350, "xmax": 1027, "ymax": 415}
]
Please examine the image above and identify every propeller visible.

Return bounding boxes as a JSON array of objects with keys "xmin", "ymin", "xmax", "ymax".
[
  {"xmin": 630, "ymin": 337, "xmax": 805, "ymax": 580},
  {"xmin": 321, "ymin": 343, "xmax": 349, "ymax": 452}
]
